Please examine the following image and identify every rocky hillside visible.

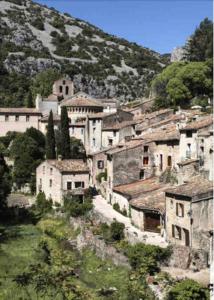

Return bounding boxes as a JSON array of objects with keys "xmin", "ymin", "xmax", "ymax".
[{"xmin": 0, "ymin": 0, "xmax": 169, "ymax": 102}]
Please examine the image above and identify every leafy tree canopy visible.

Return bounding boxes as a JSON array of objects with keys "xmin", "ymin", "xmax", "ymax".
[
  {"xmin": 31, "ymin": 68, "xmax": 62, "ymax": 99},
  {"xmin": 184, "ymin": 18, "xmax": 213, "ymax": 62},
  {"xmin": 152, "ymin": 60, "xmax": 213, "ymax": 108}
]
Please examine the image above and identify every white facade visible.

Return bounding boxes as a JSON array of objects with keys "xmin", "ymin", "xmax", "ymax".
[{"xmin": 0, "ymin": 110, "xmax": 41, "ymax": 136}]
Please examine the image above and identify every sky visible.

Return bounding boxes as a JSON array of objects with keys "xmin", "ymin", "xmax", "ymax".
[{"xmin": 36, "ymin": 0, "xmax": 212, "ymax": 54}]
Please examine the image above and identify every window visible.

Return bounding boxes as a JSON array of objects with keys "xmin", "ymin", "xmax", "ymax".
[
  {"xmin": 93, "ymin": 127, "xmax": 96, "ymax": 133},
  {"xmin": 81, "ymin": 128, "xmax": 84, "ymax": 135},
  {"xmin": 49, "ymin": 179, "xmax": 52, "ymax": 187},
  {"xmin": 39, "ymin": 178, "xmax": 42, "ymax": 185},
  {"xmin": 186, "ymin": 131, "xmax": 192, "ymax": 138},
  {"xmin": 172, "ymin": 225, "xmax": 182, "ymax": 240},
  {"xmin": 167, "ymin": 155, "xmax": 172, "ymax": 167},
  {"xmin": 93, "ymin": 138, "xmax": 96, "ymax": 147},
  {"xmin": 143, "ymin": 156, "xmax": 149, "ymax": 165},
  {"xmin": 42, "ymin": 166, "xmax": 45, "ymax": 174},
  {"xmin": 65, "ymin": 86, "xmax": 69, "ymax": 95},
  {"xmin": 139, "ymin": 169, "xmax": 144, "ymax": 179},
  {"xmin": 26, "ymin": 115, "xmax": 30, "ymax": 122},
  {"xmin": 97, "ymin": 160, "xmax": 104, "ymax": 169},
  {"xmin": 67, "ymin": 182, "xmax": 72, "ymax": 190},
  {"xmin": 113, "ymin": 131, "xmax": 117, "ymax": 137},
  {"xmin": 176, "ymin": 203, "xmax": 184, "ymax": 217},
  {"xmin": 63, "ymin": 80, "xmax": 66, "ymax": 85},
  {"xmin": 108, "ymin": 139, "xmax": 113, "ymax": 146},
  {"xmin": 59, "ymin": 85, "xmax": 63, "ymax": 93},
  {"xmin": 15, "ymin": 115, "xmax": 19, "ymax": 122},
  {"xmin": 160, "ymin": 154, "xmax": 163, "ymax": 171},
  {"xmin": 74, "ymin": 182, "xmax": 84, "ymax": 188},
  {"xmin": 92, "ymin": 120, "xmax": 96, "ymax": 126},
  {"xmin": 144, "ymin": 146, "xmax": 149, "ymax": 153},
  {"xmin": 5, "ymin": 115, "xmax": 9, "ymax": 121},
  {"xmin": 50, "ymin": 168, "xmax": 53, "ymax": 175},
  {"xmin": 200, "ymin": 146, "xmax": 204, "ymax": 153}
]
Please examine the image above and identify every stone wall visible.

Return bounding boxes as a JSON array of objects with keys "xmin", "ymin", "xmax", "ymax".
[{"xmin": 69, "ymin": 216, "xmax": 130, "ymax": 268}]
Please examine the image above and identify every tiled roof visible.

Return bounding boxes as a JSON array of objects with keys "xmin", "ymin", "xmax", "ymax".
[
  {"xmin": 165, "ymin": 177, "xmax": 213, "ymax": 199},
  {"xmin": 140, "ymin": 125, "xmax": 180, "ymax": 142},
  {"xmin": 102, "ymin": 120, "xmax": 136, "ymax": 130},
  {"xmin": 88, "ymin": 112, "xmax": 114, "ymax": 119},
  {"xmin": 106, "ymin": 139, "xmax": 144, "ymax": 155},
  {"xmin": 181, "ymin": 115, "xmax": 212, "ymax": 131},
  {"xmin": 113, "ymin": 177, "xmax": 163, "ymax": 199},
  {"xmin": 136, "ymin": 114, "xmax": 184, "ymax": 131},
  {"xmin": 130, "ymin": 185, "xmax": 170, "ymax": 214},
  {"xmin": 60, "ymin": 92, "xmax": 103, "ymax": 108},
  {"xmin": 47, "ymin": 159, "xmax": 89, "ymax": 173},
  {"xmin": 0, "ymin": 108, "xmax": 41, "ymax": 114}
]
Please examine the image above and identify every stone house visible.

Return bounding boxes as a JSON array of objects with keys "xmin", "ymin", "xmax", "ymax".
[
  {"xmin": 105, "ymin": 139, "xmax": 147, "ymax": 203},
  {"xmin": 129, "ymin": 184, "xmax": 170, "ymax": 233},
  {"xmin": 111, "ymin": 177, "xmax": 169, "ymax": 234},
  {"xmin": 87, "ymin": 148, "xmax": 110, "ymax": 186},
  {"xmin": 138, "ymin": 125, "xmax": 180, "ymax": 178},
  {"xmin": 36, "ymin": 159, "xmax": 89, "ymax": 204},
  {"xmin": 165, "ymin": 177, "xmax": 213, "ymax": 268},
  {"xmin": 85, "ymin": 109, "xmax": 134, "ymax": 153},
  {"xmin": 179, "ymin": 115, "xmax": 213, "ymax": 180},
  {"xmin": 0, "ymin": 108, "xmax": 42, "ymax": 136}
]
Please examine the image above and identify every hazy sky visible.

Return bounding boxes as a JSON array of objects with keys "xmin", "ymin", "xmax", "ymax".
[{"xmin": 36, "ymin": 0, "xmax": 212, "ymax": 54}]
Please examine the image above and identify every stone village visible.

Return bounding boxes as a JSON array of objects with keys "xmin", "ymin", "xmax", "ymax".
[{"xmin": 0, "ymin": 77, "xmax": 213, "ymax": 280}]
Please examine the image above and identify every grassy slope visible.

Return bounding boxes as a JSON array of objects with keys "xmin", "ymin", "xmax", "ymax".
[{"xmin": 0, "ymin": 220, "xmax": 129, "ymax": 300}]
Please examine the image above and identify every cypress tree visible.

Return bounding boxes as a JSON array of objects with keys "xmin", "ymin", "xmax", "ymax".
[
  {"xmin": 60, "ymin": 106, "xmax": 71, "ymax": 159},
  {"xmin": 46, "ymin": 110, "xmax": 56, "ymax": 159}
]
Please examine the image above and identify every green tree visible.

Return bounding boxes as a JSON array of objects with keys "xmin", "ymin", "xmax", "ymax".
[
  {"xmin": 70, "ymin": 137, "xmax": 86, "ymax": 159},
  {"xmin": 184, "ymin": 18, "xmax": 213, "ymax": 61},
  {"xmin": 31, "ymin": 68, "xmax": 61, "ymax": 99},
  {"xmin": 60, "ymin": 106, "xmax": 71, "ymax": 159},
  {"xmin": 10, "ymin": 133, "xmax": 44, "ymax": 189},
  {"xmin": 166, "ymin": 279, "xmax": 209, "ymax": 300},
  {"xmin": 46, "ymin": 111, "xmax": 56, "ymax": 159},
  {"xmin": 0, "ymin": 153, "xmax": 11, "ymax": 214},
  {"xmin": 110, "ymin": 221, "xmax": 125, "ymax": 241},
  {"xmin": 35, "ymin": 191, "xmax": 53, "ymax": 215}
]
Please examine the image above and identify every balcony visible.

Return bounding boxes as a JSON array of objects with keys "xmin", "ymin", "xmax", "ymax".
[{"xmin": 62, "ymin": 187, "xmax": 85, "ymax": 196}]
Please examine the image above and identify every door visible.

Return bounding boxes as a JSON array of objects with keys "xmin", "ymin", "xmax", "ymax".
[
  {"xmin": 167, "ymin": 156, "xmax": 172, "ymax": 168},
  {"xmin": 183, "ymin": 229, "xmax": 190, "ymax": 246},
  {"xmin": 144, "ymin": 212, "xmax": 161, "ymax": 233}
]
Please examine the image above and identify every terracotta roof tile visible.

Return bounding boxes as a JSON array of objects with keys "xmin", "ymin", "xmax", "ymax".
[
  {"xmin": 0, "ymin": 108, "xmax": 41, "ymax": 114},
  {"xmin": 113, "ymin": 177, "xmax": 163, "ymax": 199},
  {"xmin": 130, "ymin": 185, "xmax": 170, "ymax": 214},
  {"xmin": 47, "ymin": 159, "xmax": 89, "ymax": 173},
  {"xmin": 102, "ymin": 120, "xmax": 136, "ymax": 130},
  {"xmin": 60, "ymin": 92, "xmax": 103, "ymax": 108},
  {"xmin": 165, "ymin": 177, "xmax": 213, "ymax": 199},
  {"xmin": 181, "ymin": 115, "xmax": 212, "ymax": 131}
]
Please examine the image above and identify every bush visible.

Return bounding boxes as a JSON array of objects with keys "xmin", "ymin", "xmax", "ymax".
[
  {"xmin": 166, "ymin": 279, "xmax": 209, "ymax": 300},
  {"xmin": 110, "ymin": 221, "xmax": 125, "ymax": 241},
  {"xmin": 36, "ymin": 192, "xmax": 53, "ymax": 215},
  {"xmin": 113, "ymin": 203, "xmax": 127, "ymax": 216},
  {"xmin": 63, "ymin": 195, "xmax": 93, "ymax": 217},
  {"xmin": 31, "ymin": 18, "xmax": 44, "ymax": 31},
  {"xmin": 119, "ymin": 242, "xmax": 172, "ymax": 275}
]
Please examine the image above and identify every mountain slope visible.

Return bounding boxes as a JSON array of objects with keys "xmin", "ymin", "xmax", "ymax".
[{"xmin": 0, "ymin": 0, "xmax": 169, "ymax": 102}]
